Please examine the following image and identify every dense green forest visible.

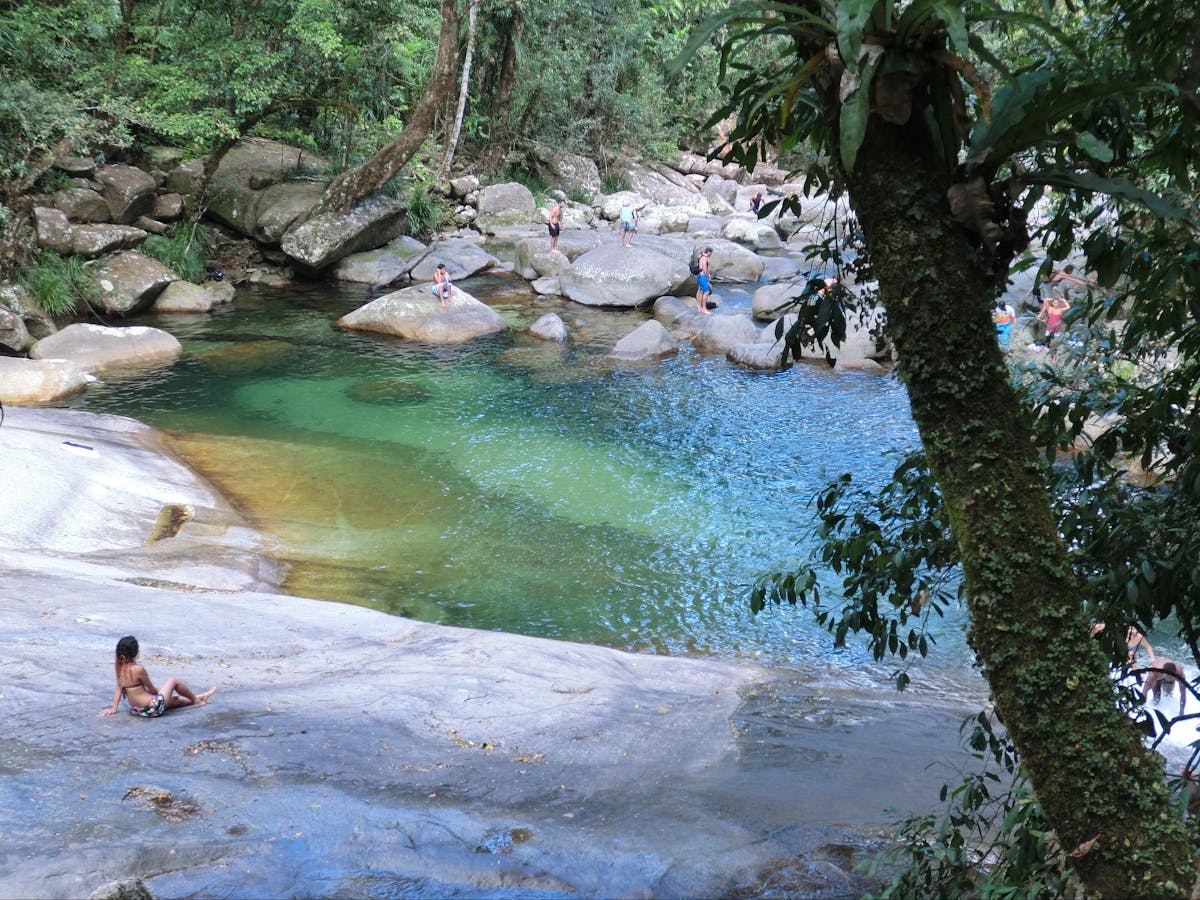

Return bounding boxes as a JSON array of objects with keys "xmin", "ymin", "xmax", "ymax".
[{"xmin": 5, "ymin": 0, "xmax": 1200, "ymax": 895}]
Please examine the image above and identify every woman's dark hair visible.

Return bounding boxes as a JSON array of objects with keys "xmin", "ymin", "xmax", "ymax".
[{"xmin": 114, "ymin": 635, "xmax": 138, "ymax": 680}]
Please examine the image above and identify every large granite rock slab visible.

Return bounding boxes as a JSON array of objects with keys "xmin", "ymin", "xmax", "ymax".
[
  {"xmin": 92, "ymin": 251, "xmax": 178, "ymax": 316},
  {"xmin": 30, "ymin": 323, "xmax": 182, "ymax": 373},
  {"xmin": 474, "ymin": 181, "xmax": 536, "ymax": 229},
  {"xmin": 336, "ymin": 283, "xmax": 508, "ymax": 344},
  {"xmin": 281, "ymin": 194, "xmax": 407, "ymax": 271},
  {"xmin": 559, "ymin": 244, "xmax": 692, "ymax": 308},
  {"xmin": 0, "ymin": 357, "xmax": 89, "ymax": 403}
]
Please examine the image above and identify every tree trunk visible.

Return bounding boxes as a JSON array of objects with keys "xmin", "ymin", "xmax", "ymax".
[
  {"xmin": 308, "ymin": 0, "xmax": 461, "ymax": 217},
  {"xmin": 842, "ymin": 100, "xmax": 1197, "ymax": 897},
  {"xmin": 437, "ymin": 0, "xmax": 479, "ymax": 183}
]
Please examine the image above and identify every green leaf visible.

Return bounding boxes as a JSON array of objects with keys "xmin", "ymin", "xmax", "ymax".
[
  {"xmin": 836, "ymin": 0, "xmax": 877, "ymax": 69},
  {"xmin": 1027, "ymin": 171, "xmax": 1198, "ymax": 224},
  {"xmin": 839, "ymin": 47, "xmax": 882, "ymax": 172},
  {"xmin": 930, "ymin": 0, "xmax": 968, "ymax": 55},
  {"xmin": 1075, "ymin": 130, "xmax": 1114, "ymax": 163}
]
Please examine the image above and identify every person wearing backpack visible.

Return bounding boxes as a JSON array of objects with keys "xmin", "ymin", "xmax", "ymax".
[
  {"xmin": 694, "ymin": 247, "xmax": 713, "ymax": 314},
  {"xmin": 619, "ymin": 201, "xmax": 638, "ymax": 247}
]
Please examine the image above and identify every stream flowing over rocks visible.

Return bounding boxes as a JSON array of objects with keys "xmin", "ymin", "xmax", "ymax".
[{"xmin": 0, "ymin": 407, "xmax": 978, "ymax": 898}]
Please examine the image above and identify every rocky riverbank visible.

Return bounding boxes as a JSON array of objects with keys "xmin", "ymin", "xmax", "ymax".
[{"xmin": 0, "ymin": 407, "xmax": 979, "ymax": 898}]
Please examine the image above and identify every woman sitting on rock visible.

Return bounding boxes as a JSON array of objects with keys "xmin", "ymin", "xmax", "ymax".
[{"xmin": 100, "ymin": 635, "xmax": 215, "ymax": 718}]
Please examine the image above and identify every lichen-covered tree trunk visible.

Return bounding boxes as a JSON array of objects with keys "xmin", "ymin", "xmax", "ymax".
[
  {"xmin": 843, "ymin": 110, "xmax": 1197, "ymax": 896},
  {"xmin": 307, "ymin": 0, "xmax": 461, "ymax": 218}
]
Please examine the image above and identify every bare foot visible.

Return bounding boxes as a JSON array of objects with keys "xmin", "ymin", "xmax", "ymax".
[{"xmin": 195, "ymin": 687, "xmax": 217, "ymax": 705}]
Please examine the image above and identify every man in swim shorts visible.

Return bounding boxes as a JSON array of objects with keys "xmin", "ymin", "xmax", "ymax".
[{"xmin": 548, "ymin": 198, "xmax": 566, "ymax": 252}]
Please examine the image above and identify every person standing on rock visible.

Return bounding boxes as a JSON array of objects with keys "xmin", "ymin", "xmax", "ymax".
[
  {"xmin": 548, "ymin": 198, "xmax": 566, "ymax": 253},
  {"xmin": 619, "ymin": 201, "xmax": 638, "ymax": 248},
  {"xmin": 100, "ymin": 635, "xmax": 215, "ymax": 718},
  {"xmin": 695, "ymin": 247, "xmax": 714, "ymax": 315},
  {"xmin": 433, "ymin": 263, "xmax": 453, "ymax": 308}
]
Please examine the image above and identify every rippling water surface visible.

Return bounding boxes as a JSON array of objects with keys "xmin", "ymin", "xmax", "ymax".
[{"xmin": 69, "ymin": 276, "xmax": 982, "ymax": 694}]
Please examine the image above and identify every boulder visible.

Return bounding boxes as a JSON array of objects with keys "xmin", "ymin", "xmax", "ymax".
[
  {"xmin": 207, "ymin": 280, "xmax": 236, "ymax": 306},
  {"xmin": 514, "ymin": 232, "xmax": 602, "ymax": 278},
  {"xmin": 92, "ymin": 251, "xmax": 178, "ymax": 316},
  {"xmin": 447, "ymin": 174, "xmax": 480, "ymax": 199},
  {"xmin": 721, "ymin": 218, "xmax": 783, "ymax": 251},
  {"xmin": 559, "ymin": 245, "xmax": 692, "ymax": 308},
  {"xmin": 0, "ymin": 357, "xmax": 90, "ymax": 404},
  {"xmin": 70, "ymin": 224, "xmax": 148, "ymax": 259},
  {"xmin": 281, "ymin": 194, "xmax": 407, "ymax": 271},
  {"xmin": 53, "ymin": 188, "xmax": 111, "ymax": 223},
  {"xmin": 152, "ymin": 193, "xmax": 185, "ymax": 222},
  {"xmin": 527, "ymin": 145, "xmax": 602, "ymax": 199},
  {"xmin": 336, "ymin": 283, "xmax": 508, "ymax": 344},
  {"xmin": 88, "ymin": 877, "xmax": 155, "ymax": 900},
  {"xmin": 164, "ymin": 160, "xmax": 206, "ymax": 197},
  {"xmin": 835, "ymin": 357, "xmax": 888, "ymax": 375},
  {"xmin": 694, "ymin": 239, "xmax": 765, "ymax": 283},
  {"xmin": 32, "ymin": 206, "xmax": 73, "ymax": 253},
  {"xmin": 330, "ymin": 249, "xmax": 413, "ymax": 286},
  {"xmin": 530, "ymin": 276, "xmax": 561, "ymax": 296},
  {"xmin": 751, "ymin": 281, "xmax": 808, "ymax": 321},
  {"xmin": 528, "ymin": 313, "xmax": 568, "ymax": 343},
  {"xmin": 0, "ymin": 304, "xmax": 33, "ymax": 355},
  {"xmin": 608, "ymin": 320, "xmax": 678, "ymax": 361},
  {"xmin": 153, "ymin": 281, "xmax": 219, "ymax": 313},
  {"xmin": 54, "ymin": 156, "xmax": 96, "ymax": 177},
  {"xmin": 30, "ymin": 323, "xmax": 182, "ymax": 373},
  {"xmin": 475, "ymin": 182, "xmax": 537, "ymax": 228},
  {"xmin": 409, "ymin": 238, "xmax": 500, "ymax": 281},
  {"xmin": 142, "ymin": 146, "xmax": 185, "ymax": 171},
  {"xmin": 691, "ymin": 313, "xmax": 760, "ymax": 354},
  {"xmin": 651, "ymin": 295, "xmax": 693, "ymax": 325},
  {"xmin": 253, "ymin": 181, "xmax": 327, "ymax": 244},
  {"xmin": 135, "ymin": 216, "xmax": 170, "ymax": 236},
  {"xmin": 636, "ymin": 207, "xmax": 691, "ymax": 235},
  {"xmin": 759, "ymin": 256, "xmax": 805, "ymax": 283},
  {"xmin": 600, "ymin": 191, "xmax": 647, "ymax": 222},
  {"xmin": 95, "ymin": 164, "xmax": 157, "ymax": 224},
  {"xmin": 214, "ymin": 138, "xmax": 329, "ymax": 187},
  {"xmin": 0, "ymin": 284, "xmax": 55, "ymax": 339},
  {"xmin": 205, "ymin": 176, "xmax": 261, "ymax": 237},
  {"xmin": 727, "ymin": 341, "xmax": 786, "ymax": 371},
  {"xmin": 624, "ymin": 167, "xmax": 711, "ymax": 214},
  {"xmin": 701, "ymin": 177, "xmax": 738, "ymax": 208}
]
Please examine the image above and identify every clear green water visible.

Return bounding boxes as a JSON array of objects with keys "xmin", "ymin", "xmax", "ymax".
[{"xmin": 69, "ymin": 277, "xmax": 967, "ymax": 678}]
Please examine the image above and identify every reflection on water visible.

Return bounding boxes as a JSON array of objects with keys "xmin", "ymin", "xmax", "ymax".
[{"xmin": 68, "ymin": 277, "xmax": 980, "ymax": 693}]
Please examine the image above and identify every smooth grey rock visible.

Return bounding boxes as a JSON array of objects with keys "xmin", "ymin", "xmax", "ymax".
[
  {"xmin": 759, "ymin": 255, "xmax": 805, "ymax": 283},
  {"xmin": 835, "ymin": 357, "xmax": 888, "ymax": 375},
  {"xmin": 164, "ymin": 160, "xmax": 205, "ymax": 196},
  {"xmin": 70, "ymin": 224, "xmax": 148, "ymax": 259},
  {"xmin": 702, "ymin": 176, "xmax": 738, "ymax": 208},
  {"xmin": 608, "ymin": 319, "xmax": 678, "ymax": 360},
  {"xmin": 559, "ymin": 245, "xmax": 691, "ymax": 308},
  {"xmin": 253, "ymin": 180, "xmax": 327, "ymax": 244},
  {"xmin": 0, "ymin": 284, "xmax": 56, "ymax": 339},
  {"xmin": 92, "ymin": 251, "xmax": 178, "ymax": 316},
  {"xmin": 530, "ymin": 276, "xmax": 561, "ymax": 296},
  {"xmin": 0, "ymin": 307, "xmax": 34, "ymax": 355},
  {"xmin": 30, "ymin": 323, "xmax": 182, "ymax": 373},
  {"xmin": 330, "ymin": 249, "xmax": 411, "ymax": 286},
  {"xmin": 142, "ymin": 145, "xmax": 185, "ymax": 171},
  {"xmin": 281, "ymin": 194, "xmax": 406, "ymax": 271},
  {"xmin": 33, "ymin": 206, "xmax": 73, "ymax": 253},
  {"xmin": 96, "ymin": 164, "xmax": 157, "ymax": 224},
  {"xmin": 528, "ymin": 313, "xmax": 568, "ymax": 343},
  {"xmin": 692, "ymin": 313, "xmax": 760, "ymax": 354},
  {"xmin": 722, "ymin": 218, "xmax": 783, "ymax": 251},
  {"xmin": 134, "ymin": 216, "xmax": 170, "ymax": 236},
  {"xmin": 447, "ymin": 174, "xmax": 480, "ymax": 198},
  {"xmin": 151, "ymin": 193, "xmax": 184, "ymax": 221},
  {"xmin": 153, "ymin": 280, "xmax": 215, "ymax": 313},
  {"xmin": 53, "ymin": 187, "xmax": 111, "ymax": 223},
  {"xmin": 651, "ymin": 295, "xmax": 693, "ymax": 325},
  {"xmin": 475, "ymin": 182, "xmax": 536, "ymax": 227},
  {"xmin": 336, "ymin": 283, "xmax": 508, "ymax": 344},
  {"xmin": 54, "ymin": 156, "xmax": 96, "ymax": 177},
  {"xmin": 752, "ymin": 281, "xmax": 808, "ymax": 321},
  {"xmin": 513, "ymin": 232, "xmax": 601, "ymax": 278},
  {"xmin": 727, "ymin": 341, "xmax": 786, "ymax": 370},
  {"xmin": 527, "ymin": 145, "xmax": 601, "ymax": 199},
  {"xmin": 409, "ymin": 238, "xmax": 500, "ymax": 281}
]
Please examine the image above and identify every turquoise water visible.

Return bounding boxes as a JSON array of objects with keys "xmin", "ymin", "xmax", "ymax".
[{"xmin": 69, "ymin": 277, "xmax": 971, "ymax": 681}]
